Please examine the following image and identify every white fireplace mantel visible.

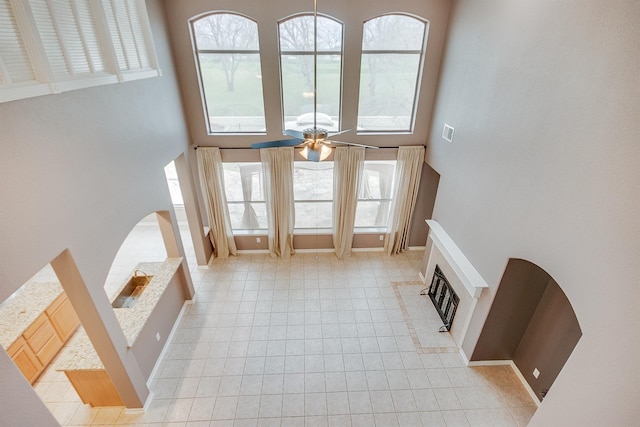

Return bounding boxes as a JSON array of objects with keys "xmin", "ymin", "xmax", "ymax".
[{"xmin": 426, "ymin": 220, "xmax": 488, "ymax": 298}]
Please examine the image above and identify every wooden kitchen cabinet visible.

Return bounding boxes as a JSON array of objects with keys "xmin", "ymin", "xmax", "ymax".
[
  {"xmin": 6, "ymin": 292, "xmax": 80, "ymax": 384},
  {"xmin": 23, "ymin": 313, "xmax": 63, "ymax": 367},
  {"xmin": 8, "ymin": 337, "xmax": 43, "ymax": 384},
  {"xmin": 46, "ymin": 294, "xmax": 80, "ymax": 342}
]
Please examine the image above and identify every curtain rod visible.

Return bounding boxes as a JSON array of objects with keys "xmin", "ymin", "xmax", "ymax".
[{"xmin": 193, "ymin": 145, "xmax": 423, "ymax": 150}]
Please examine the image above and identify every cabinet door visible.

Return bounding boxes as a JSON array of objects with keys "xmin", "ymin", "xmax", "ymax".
[
  {"xmin": 36, "ymin": 332, "xmax": 63, "ymax": 367},
  {"xmin": 23, "ymin": 313, "xmax": 56, "ymax": 353},
  {"xmin": 8, "ymin": 337, "xmax": 43, "ymax": 384},
  {"xmin": 47, "ymin": 295, "xmax": 80, "ymax": 342}
]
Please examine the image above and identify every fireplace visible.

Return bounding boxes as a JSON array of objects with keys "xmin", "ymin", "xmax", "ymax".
[
  {"xmin": 421, "ymin": 220, "xmax": 489, "ymax": 359},
  {"xmin": 424, "ymin": 265, "xmax": 460, "ymax": 332}
]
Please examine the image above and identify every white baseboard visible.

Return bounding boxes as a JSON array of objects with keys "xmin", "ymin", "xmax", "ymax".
[
  {"xmin": 418, "ymin": 270, "xmax": 427, "ymax": 283},
  {"xmin": 408, "ymin": 246, "xmax": 427, "ymax": 251},
  {"xmin": 467, "ymin": 359, "xmax": 541, "ymax": 407},
  {"xmin": 459, "ymin": 348, "xmax": 470, "ymax": 365}
]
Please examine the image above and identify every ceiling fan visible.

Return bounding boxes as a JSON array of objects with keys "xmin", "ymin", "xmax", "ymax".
[{"xmin": 250, "ymin": 0, "xmax": 377, "ymax": 161}]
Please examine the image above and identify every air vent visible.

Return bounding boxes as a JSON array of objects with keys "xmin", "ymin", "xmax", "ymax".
[{"xmin": 442, "ymin": 124, "xmax": 455, "ymax": 142}]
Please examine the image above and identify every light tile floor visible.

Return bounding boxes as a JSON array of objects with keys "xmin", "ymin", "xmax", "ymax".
[{"xmin": 33, "ymin": 223, "xmax": 537, "ymax": 427}]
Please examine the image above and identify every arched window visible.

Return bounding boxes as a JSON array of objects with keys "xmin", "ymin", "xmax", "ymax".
[
  {"xmin": 191, "ymin": 13, "xmax": 266, "ymax": 134},
  {"xmin": 278, "ymin": 14, "xmax": 343, "ymax": 132},
  {"xmin": 357, "ymin": 14, "xmax": 428, "ymax": 133}
]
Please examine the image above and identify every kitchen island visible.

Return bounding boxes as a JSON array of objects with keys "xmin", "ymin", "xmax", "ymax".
[{"xmin": 56, "ymin": 257, "xmax": 185, "ymax": 407}]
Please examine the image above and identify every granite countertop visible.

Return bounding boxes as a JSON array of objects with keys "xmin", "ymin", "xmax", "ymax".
[
  {"xmin": 0, "ymin": 282, "xmax": 64, "ymax": 349},
  {"xmin": 56, "ymin": 258, "xmax": 182, "ymax": 371}
]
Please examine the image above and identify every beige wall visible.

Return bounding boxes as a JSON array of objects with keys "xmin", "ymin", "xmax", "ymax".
[
  {"xmin": 428, "ymin": 0, "xmax": 640, "ymax": 424},
  {"xmin": 0, "ymin": 0, "xmax": 193, "ymax": 419}
]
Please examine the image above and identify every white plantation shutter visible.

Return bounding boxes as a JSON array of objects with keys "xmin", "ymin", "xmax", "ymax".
[
  {"xmin": 29, "ymin": 0, "xmax": 70, "ymax": 79},
  {"xmin": 103, "ymin": 0, "xmax": 151, "ymax": 71},
  {"xmin": 0, "ymin": 0, "xmax": 158, "ymax": 102},
  {"xmin": 102, "ymin": 0, "xmax": 127, "ymax": 70},
  {"xmin": 74, "ymin": 0, "xmax": 104, "ymax": 72},
  {"xmin": 50, "ymin": 0, "xmax": 90, "ymax": 74},
  {"xmin": 0, "ymin": 0, "xmax": 37, "ymax": 85},
  {"xmin": 112, "ymin": 0, "xmax": 139, "ymax": 69},
  {"xmin": 126, "ymin": 0, "xmax": 149, "ymax": 69}
]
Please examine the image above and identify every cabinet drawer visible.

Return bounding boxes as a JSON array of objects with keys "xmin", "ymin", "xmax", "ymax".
[{"xmin": 24, "ymin": 314, "xmax": 57, "ymax": 353}]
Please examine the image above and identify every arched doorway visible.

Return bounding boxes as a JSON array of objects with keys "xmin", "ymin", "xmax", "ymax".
[{"xmin": 471, "ymin": 258, "xmax": 582, "ymax": 402}]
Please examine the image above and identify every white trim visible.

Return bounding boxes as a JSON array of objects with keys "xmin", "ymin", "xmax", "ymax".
[
  {"xmin": 408, "ymin": 245, "xmax": 426, "ymax": 251},
  {"xmin": 0, "ymin": 82, "xmax": 52, "ymax": 103},
  {"xmin": 426, "ymin": 220, "xmax": 488, "ymax": 298},
  {"xmin": 294, "ymin": 248, "xmax": 335, "ymax": 253},
  {"xmin": 236, "ymin": 249, "xmax": 270, "ymax": 254},
  {"xmin": 145, "ymin": 299, "xmax": 193, "ymax": 388},
  {"xmin": 459, "ymin": 347, "xmax": 470, "ymax": 365},
  {"xmin": 418, "ymin": 270, "xmax": 426, "ymax": 283},
  {"xmin": 466, "ymin": 359, "xmax": 541, "ymax": 408}
]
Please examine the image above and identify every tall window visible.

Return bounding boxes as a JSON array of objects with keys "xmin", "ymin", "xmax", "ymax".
[
  {"xmin": 355, "ymin": 161, "xmax": 397, "ymax": 228},
  {"xmin": 222, "ymin": 163, "xmax": 267, "ymax": 231},
  {"xmin": 278, "ymin": 14, "xmax": 343, "ymax": 132},
  {"xmin": 191, "ymin": 13, "xmax": 266, "ymax": 134},
  {"xmin": 357, "ymin": 14, "xmax": 428, "ymax": 133},
  {"xmin": 294, "ymin": 162, "xmax": 333, "ymax": 229}
]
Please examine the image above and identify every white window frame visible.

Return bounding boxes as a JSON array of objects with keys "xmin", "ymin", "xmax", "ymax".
[
  {"xmin": 356, "ymin": 13, "xmax": 428, "ymax": 134},
  {"xmin": 277, "ymin": 13, "xmax": 344, "ymax": 133},
  {"xmin": 189, "ymin": 12, "xmax": 267, "ymax": 135}
]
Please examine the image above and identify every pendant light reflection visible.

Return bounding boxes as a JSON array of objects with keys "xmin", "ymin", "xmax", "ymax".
[{"xmin": 299, "ymin": 142, "xmax": 332, "ymax": 162}]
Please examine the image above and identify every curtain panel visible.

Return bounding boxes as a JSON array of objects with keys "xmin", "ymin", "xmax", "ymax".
[
  {"xmin": 384, "ymin": 146, "xmax": 425, "ymax": 255},
  {"xmin": 333, "ymin": 146, "xmax": 365, "ymax": 259},
  {"xmin": 260, "ymin": 147, "xmax": 295, "ymax": 259},
  {"xmin": 196, "ymin": 147, "xmax": 237, "ymax": 258}
]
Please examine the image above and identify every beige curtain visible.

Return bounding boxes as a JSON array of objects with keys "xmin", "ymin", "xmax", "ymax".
[
  {"xmin": 260, "ymin": 147, "xmax": 295, "ymax": 259},
  {"xmin": 196, "ymin": 147, "xmax": 237, "ymax": 258},
  {"xmin": 385, "ymin": 146, "xmax": 425, "ymax": 255},
  {"xmin": 333, "ymin": 146, "xmax": 365, "ymax": 259}
]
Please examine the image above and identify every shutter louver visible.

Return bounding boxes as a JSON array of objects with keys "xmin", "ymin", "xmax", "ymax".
[
  {"xmin": 74, "ymin": 0, "xmax": 104, "ymax": 72},
  {"xmin": 51, "ymin": 0, "xmax": 90, "ymax": 75},
  {"xmin": 29, "ymin": 0, "xmax": 70, "ymax": 79},
  {"xmin": 112, "ymin": 0, "xmax": 140, "ymax": 70},
  {"xmin": 103, "ymin": 0, "xmax": 127, "ymax": 70},
  {"xmin": 0, "ymin": 0, "xmax": 37, "ymax": 85},
  {"xmin": 127, "ymin": 0, "xmax": 149, "ymax": 69}
]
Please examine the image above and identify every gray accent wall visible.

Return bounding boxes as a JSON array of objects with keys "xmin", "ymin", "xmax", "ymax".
[
  {"xmin": 428, "ymin": 0, "xmax": 640, "ymax": 424},
  {"xmin": 513, "ymin": 277, "xmax": 582, "ymax": 402}
]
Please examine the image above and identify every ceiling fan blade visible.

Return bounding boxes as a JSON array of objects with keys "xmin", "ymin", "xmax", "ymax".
[
  {"xmin": 284, "ymin": 129, "xmax": 305, "ymax": 139},
  {"xmin": 328, "ymin": 129, "xmax": 351, "ymax": 138},
  {"xmin": 327, "ymin": 140, "xmax": 379, "ymax": 149},
  {"xmin": 251, "ymin": 138, "xmax": 304, "ymax": 149}
]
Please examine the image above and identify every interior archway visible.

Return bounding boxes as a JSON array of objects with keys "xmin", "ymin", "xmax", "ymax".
[{"xmin": 471, "ymin": 258, "xmax": 582, "ymax": 402}]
